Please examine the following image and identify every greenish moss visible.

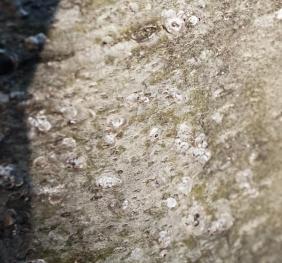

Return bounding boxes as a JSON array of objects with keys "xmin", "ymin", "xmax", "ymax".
[
  {"xmin": 189, "ymin": 89, "xmax": 209, "ymax": 115},
  {"xmin": 181, "ymin": 237, "xmax": 198, "ymax": 249},
  {"xmin": 85, "ymin": 0, "xmax": 116, "ymax": 9},
  {"xmin": 105, "ymin": 55, "xmax": 116, "ymax": 65},
  {"xmin": 210, "ymin": 181, "xmax": 234, "ymax": 202},
  {"xmin": 191, "ymin": 184, "xmax": 205, "ymax": 200}
]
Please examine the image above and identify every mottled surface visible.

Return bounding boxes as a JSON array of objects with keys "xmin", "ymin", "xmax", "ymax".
[{"xmin": 1, "ymin": 0, "xmax": 282, "ymax": 262}]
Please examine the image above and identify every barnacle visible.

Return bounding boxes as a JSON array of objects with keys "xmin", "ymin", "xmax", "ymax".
[{"xmin": 161, "ymin": 9, "xmax": 186, "ymax": 34}]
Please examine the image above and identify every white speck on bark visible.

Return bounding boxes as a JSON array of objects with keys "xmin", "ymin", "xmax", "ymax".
[
  {"xmin": 161, "ymin": 9, "xmax": 186, "ymax": 35},
  {"xmin": 28, "ymin": 113, "xmax": 52, "ymax": 133},
  {"xmin": 276, "ymin": 8, "xmax": 282, "ymax": 20},
  {"xmin": 122, "ymin": 199, "xmax": 129, "ymax": 210},
  {"xmin": 104, "ymin": 133, "xmax": 116, "ymax": 145},
  {"xmin": 166, "ymin": 197, "xmax": 177, "ymax": 208},
  {"xmin": 159, "ymin": 230, "xmax": 171, "ymax": 248},
  {"xmin": 107, "ymin": 116, "xmax": 126, "ymax": 130},
  {"xmin": 149, "ymin": 127, "xmax": 161, "ymax": 141},
  {"xmin": 188, "ymin": 15, "xmax": 199, "ymax": 26},
  {"xmin": 130, "ymin": 248, "xmax": 144, "ymax": 261},
  {"xmin": 211, "ymin": 111, "xmax": 223, "ymax": 124},
  {"xmin": 177, "ymin": 176, "xmax": 193, "ymax": 195},
  {"xmin": 96, "ymin": 172, "xmax": 122, "ymax": 188},
  {"xmin": 61, "ymin": 137, "xmax": 76, "ymax": 149}
]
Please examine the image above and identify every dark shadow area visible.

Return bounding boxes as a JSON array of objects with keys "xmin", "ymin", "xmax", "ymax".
[{"xmin": 0, "ymin": 1, "xmax": 60, "ymax": 262}]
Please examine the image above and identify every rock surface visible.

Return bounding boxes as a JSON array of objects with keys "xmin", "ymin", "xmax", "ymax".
[{"xmin": 0, "ymin": 0, "xmax": 282, "ymax": 262}]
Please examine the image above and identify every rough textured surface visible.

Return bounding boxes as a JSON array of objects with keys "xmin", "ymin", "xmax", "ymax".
[{"xmin": 1, "ymin": 0, "xmax": 282, "ymax": 262}]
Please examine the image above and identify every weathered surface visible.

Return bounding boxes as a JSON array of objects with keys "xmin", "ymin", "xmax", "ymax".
[{"xmin": 1, "ymin": 0, "xmax": 282, "ymax": 262}]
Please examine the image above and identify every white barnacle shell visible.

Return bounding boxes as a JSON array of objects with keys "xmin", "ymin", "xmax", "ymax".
[
  {"xmin": 96, "ymin": 172, "xmax": 122, "ymax": 188},
  {"xmin": 177, "ymin": 123, "xmax": 193, "ymax": 141},
  {"xmin": 191, "ymin": 147, "xmax": 211, "ymax": 163},
  {"xmin": 66, "ymin": 155, "xmax": 87, "ymax": 169},
  {"xmin": 177, "ymin": 176, "xmax": 193, "ymax": 195},
  {"xmin": 28, "ymin": 113, "xmax": 52, "ymax": 133},
  {"xmin": 149, "ymin": 127, "xmax": 161, "ymax": 141},
  {"xmin": 170, "ymin": 89, "xmax": 186, "ymax": 103},
  {"xmin": 25, "ymin": 33, "xmax": 47, "ymax": 51},
  {"xmin": 125, "ymin": 93, "xmax": 139, "ymax": 107},
  {"xmin": 130, "ymin": 248, "xmax": 144, "ymax": 261},
  {"xmin": 194, "ymin": 133, "xmax": 208, "ymax": 148},
  {"xmin": 166, "ymin": 197, "xmax": 177, "ymax": 208},
  {"xmin": 158, "ymin": 230, "xmax": 171, "ymax": 248},
  {"xmin": 61, "ymin": 137, "xmax": 76, "ymax": 149},
  {"xmin": 161, "ymin": 9, "xmax": 186, "ymax": 35},
  {"xmin": 106, "ymin": 115, "xmax": 126, "ymax": 130},
  {"xmin": 60, "ymin": 105, "xmax": 78, "ymax": 121},
  {"xmin": 188, "ymin": 15, "xmax": 199, "ymax": 26},
  {"xmin": 104, "ymin": 133, "xmax": 116, "ymax": 145},
  {"xmin": 175, "ymin": 139, "xmax": 190, "ymax": 154},
  {"xmin": 36, "ymin": 116, "xmax": 52, "ymax": 132},
  {"xmin": 211, "ymin": 111, "xmax": 223, "ymax": 124}
]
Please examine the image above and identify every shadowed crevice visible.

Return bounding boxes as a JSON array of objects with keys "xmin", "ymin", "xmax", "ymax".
[{"xmin": 0, "ymin": 1, "xmax": 60, "ymax": 262}]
